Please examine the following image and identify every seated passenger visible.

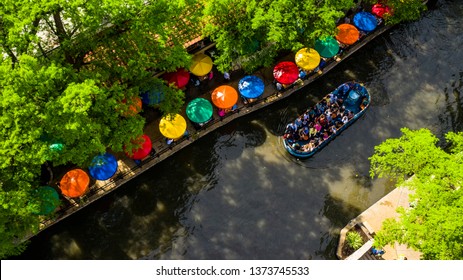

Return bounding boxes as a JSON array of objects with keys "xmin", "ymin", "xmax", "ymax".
[
  {"xmin": 309, "ymin": 126, "xmax": 317, "ymax": 138},
  {"xmin": 348, "ymin": 110, "xmax": 354, "ymax": 119},
  {"xmin": 299, "ymin": 128, "xmax": 309, "ymax": 141},
  {"xmin": 292, "ymin": 143, "xmax": 301, "ymax": 150},
  {"xmin": 323, "ymin": 130, "xmax": 329, "ymax": 140},
  {"xmin": 319, "ymin": 114, "xmax": 328, "ymax": 127},
  {"xmin": 330, "ymin": 125, "xmax": 337, "ymax": 134},
  {"xmin": 360, "ymin": 98, "xmax": 368, "ymax": 110},
  {"xmin": 302, "ymin": 141, "xmax": 315, "ymax": 152},
  {"xmin": 342, "ymin": 115, "xmax": 349, "ymax": 124},
  {"xmin": 294, "ymin": 117, "xmax": 303, "ymax": 128},
  {"xmin": 286, "ymin": 122, "xmax": 297, "ymax": 134}
]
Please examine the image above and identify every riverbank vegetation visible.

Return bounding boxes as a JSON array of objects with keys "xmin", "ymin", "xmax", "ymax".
[
  {"xmin": 369, "ymin": 128, "xmax": 463, "ymax": 260},
  {"xmin": 1, "ymin": 0, "xmax": 429, "ymax": 258}
]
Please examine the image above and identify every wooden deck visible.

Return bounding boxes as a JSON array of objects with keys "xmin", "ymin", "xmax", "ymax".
[{"xmin": 31, "ymin": 22, "xmax": 396, "ymax": 240}]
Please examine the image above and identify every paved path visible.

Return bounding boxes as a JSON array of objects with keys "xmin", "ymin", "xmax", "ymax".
[{"xmin": 340, "ymin": 186, "xmax": 422, "ymax": 260}]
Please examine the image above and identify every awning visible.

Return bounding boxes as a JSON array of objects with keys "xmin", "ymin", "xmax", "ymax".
[
  {"xmin": 162, "ymin": 68, "xmax": 190, "ymax": 89},
  {"xmin": 238, "ymin": 75, "xmax": 265, "ymax": 99},
  {"xmin": 159, "ymin": 114, "xmax": 187, "ymax": 139},
  {"xmin": 353, "ymin": 11, "xmax": 378, "ymax": 32},
  {"xmin": 211, "ymin": 85, "xmax": 239, "ymax": 109},
  {"xmin": 186, "ymin": 98, "xmax": 213, "ymax": 123},
  {"xmin": 273, "ymin": 61, "xmax": 299, "ymax": 85},
  {"xmin": 189, "ymin": 53, "xmax": 213, "ymax": 77},
  {"xmin": 314, "ymin": 36, "xmax": 340, "ymax": 58},
  {"xmin": 59, "ymin": 169, "xmax": 90, "ymax": 198},
  {"xmin": 88, "ymin": 153, "xmax": 118, "ymax": 181},
  {"xmin": 336, "ymin": 24, "xmax": 360, "ymax": 45},
  {"xmin": 295, "ymin": 48, "xmax": 321, "ymax": 71},
  {"xmin": 125, "ymin": 134, "xmax": 152, "ymax": 160}
]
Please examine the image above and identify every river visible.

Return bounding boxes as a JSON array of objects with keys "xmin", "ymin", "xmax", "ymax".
[{"xmin": 17, "ymin": 0, "xmax": 462, "ymax": 260}]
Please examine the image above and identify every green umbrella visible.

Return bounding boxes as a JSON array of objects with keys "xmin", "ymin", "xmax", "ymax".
[
  {"xmin": 314, "ymin": 36, "xmax": 340, "ymax": 58},
  {"xmin": 186, "ymin": 98, "xmax": 213, "ymax": 123},
  {"xmin": 32, "ymin": 186, "xmax": 60, "ymax": 215}
]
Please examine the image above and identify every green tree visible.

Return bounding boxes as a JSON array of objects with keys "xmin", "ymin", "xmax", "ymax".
[
  {"xmin": 370, "ymin": 128, "xmax": 463, "ymax": 260},
  {"xmin": 0, "ymin": 181, "xmax": 38, "ymax": 259},
  {"xmin": 252, "ymin": 0, "xmax": 354, "ymax": 51},
  {"xmin": 202, "ymin": 0, "xmax": 268, "ymax": 73},
  {"xmin": 203, "ymin": 0, "xmax": 354, "ymax": 73}
]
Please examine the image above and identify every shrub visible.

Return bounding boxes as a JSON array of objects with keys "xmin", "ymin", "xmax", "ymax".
[{"xmin": 346, "ymin": 231, "xmax": 364, "ymax": 250}]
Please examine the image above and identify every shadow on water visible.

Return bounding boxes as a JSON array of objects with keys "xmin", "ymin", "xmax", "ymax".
[{"xmin": 17, "ymin": 0, "xmax": 463, "ymax": 260}]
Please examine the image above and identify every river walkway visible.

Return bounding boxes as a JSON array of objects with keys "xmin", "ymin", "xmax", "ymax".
[
  {"xmin": 337, "ymin": 186, "xmax": 422, "ymax": 260},
  {"xmin": 35, "ymin": 21, "xmax": 396, "ymax": 239}
]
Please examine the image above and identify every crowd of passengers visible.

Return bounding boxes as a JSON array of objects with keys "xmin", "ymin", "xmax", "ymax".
[{"xmin": 283, "ymin": 88, "xmax": 367, "ymax": 153}]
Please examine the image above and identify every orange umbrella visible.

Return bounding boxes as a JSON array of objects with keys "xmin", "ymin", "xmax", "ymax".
[
  {"xmin": 59, "ymin": 169, "xmax": 90, "ymax": 198},
  {"xmin": 120, "ymin": 96, "xmax": 142, "ymax": 117},
  {"xmin": 211, "ymin": 85, "xmax": 238, "ymax": 109},
  {"xmin": 336, "ymin": 24, "xmax": 360, "ymax": 45}
]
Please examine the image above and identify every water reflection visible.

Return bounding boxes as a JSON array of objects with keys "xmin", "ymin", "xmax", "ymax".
[{"xmin": 18, "ymin": 0, "xmax": 463, "ymax": 260}]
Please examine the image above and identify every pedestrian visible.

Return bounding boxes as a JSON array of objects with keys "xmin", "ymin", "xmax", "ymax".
[
  {"xmin": 208, "ymin": 71, "xmax": 214, "ymax": 80},
  {"xmin": 223, "ymin": 71, "xmax": 230, "ymax": 80}
]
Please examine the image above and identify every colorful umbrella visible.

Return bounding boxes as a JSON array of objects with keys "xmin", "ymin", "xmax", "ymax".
[
  {"xmin": 162, "ymin": 68, "xmax": 190, "ymax": 89},
  {"xmin": 336, "ymin": 24, "xmax": 360, "ymax": 45},
  {"xmin": 120, "ymin": 96, "xmax": 142, "ymax": 117},
  {"xmin": 273, "ymin": 61, "xmax": 299, "ymax": 85},
  {"xmin": 32, "ymin": 186, "xmax": 60, "ymax": 215},
  {"xmin": 59, "ymin": 169, "xmax": 90, "ymax": 198},
  {"xmin": 238, "ymin": 75, "xmax": 265, "ymax": 99},
  {"xmin": 88, "ymin": 153, "xmax": 118, "ymax": 181},
  {"xmin": 189, "ymin": 53, "xmax": 213, "ymax": 77},
  {"xmin": 125, "ymin": 134, "xmax": 152, "ymax": 160},
  {"xmin": 141, "ymin": 85, "xmax": 164, "ymax": 105},
  {"xmin": 314, "ymin": 37, "xmax": 340, "ymax": 58},
  {"xmin": 211, "ymin": 85, "xmax": 239, "ymax": 109},
  {"xmin": 372, "ymin": 3, "xmax": 393, "ymax": 18},
  {"xmin": 186, "ymin": 98, "xmax": 213, "ymax": 124},
  {"xmin": 295, "ymin": 48, "xmax": 321, "ymax": 71},
  {"xmin": 353, "ymin": 11, "xmax": 378, "ymax": 32},
  {"xmin": 159, "ymin": 114, "xmax": 187, "ymax": 139}
]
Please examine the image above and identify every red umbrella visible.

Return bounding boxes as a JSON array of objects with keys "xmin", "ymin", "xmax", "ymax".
[
  {"xmin": 273, "ymin": 61, "xmax": 299, "ymax": 85},
  {"xmin": 162, "ymin": 68, "xmax": 190, "ymax": 89},
  {"xmin": 125, "ymin": 134, "xmax": 152, "ymax": 160},
  {"xmin": 372, "ymin": 3, "xmax": 393, "ymax": 18}
]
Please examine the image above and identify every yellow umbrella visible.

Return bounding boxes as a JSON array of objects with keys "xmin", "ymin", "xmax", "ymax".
[
  {"xmin": 159, "ymin": 114, "xmax": 187, "ymax": 139},
  {"xmin": 295, "ymin": 48, "xmax": 321, "ymax": 71},
  {"xmin": 189, "ymin": 53, "xmax": 213, "ymax": 77}
]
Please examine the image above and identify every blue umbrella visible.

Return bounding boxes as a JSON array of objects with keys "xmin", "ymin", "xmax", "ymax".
[
  {"xmin": 141, "ymin": 85, "xmax": 164, "ymax": 105},
  {"xmin": 238, "ymin": 75, "xmax": 265, "ymax": 99},
  {"xmin": 353, "ymin": 12, "xmax": 378, "ymax": 33},
  {"xmin": 89, "ymin": 153, "xmax": 118, "ymax": 181}
]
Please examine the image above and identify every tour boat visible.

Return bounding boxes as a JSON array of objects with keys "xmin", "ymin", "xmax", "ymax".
[{"xmin": 282, "ymin": 82, "xmax": 370, "ymax": 158}]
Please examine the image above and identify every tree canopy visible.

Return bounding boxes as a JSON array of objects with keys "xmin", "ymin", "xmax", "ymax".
[{"xmin": 370, "ymin": 128, "xmax": 463, "ymax": 260}]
